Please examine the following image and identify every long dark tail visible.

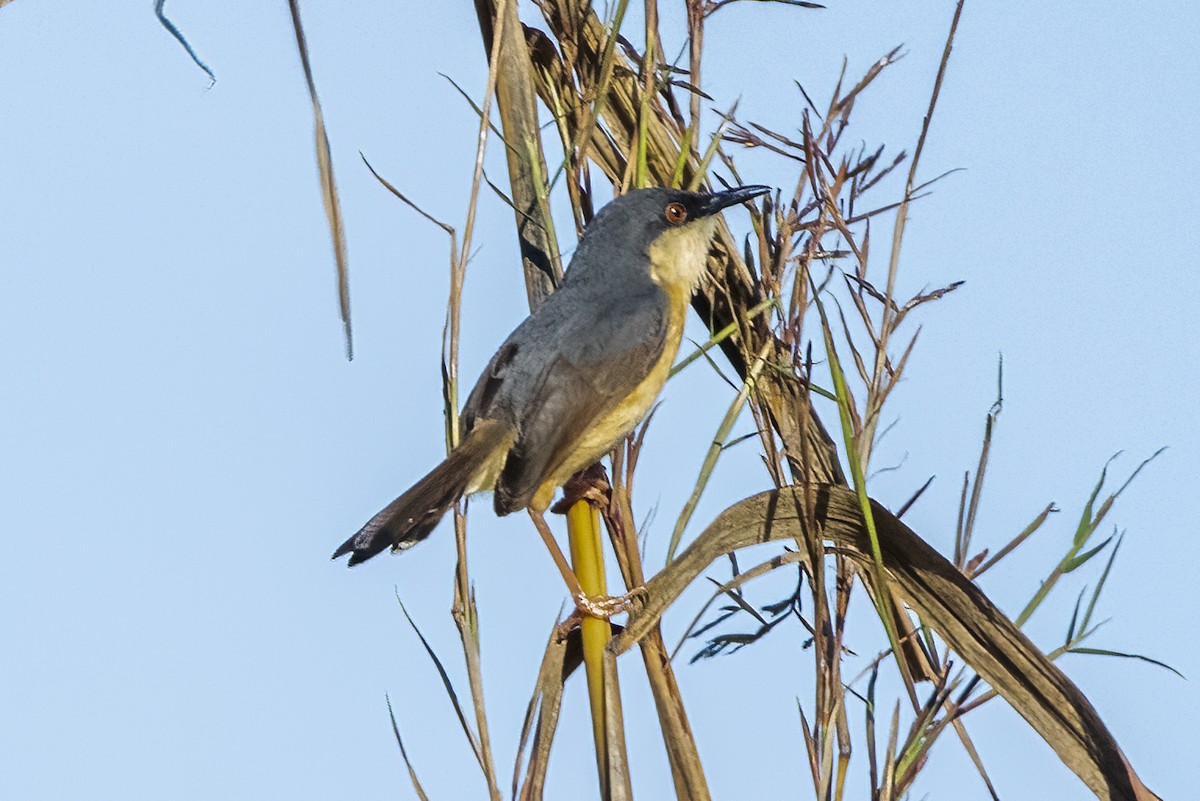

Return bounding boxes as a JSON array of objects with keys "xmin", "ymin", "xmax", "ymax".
[{"xmin": 333, "ymin": 420, "xmax": 513, "ymax": 566}]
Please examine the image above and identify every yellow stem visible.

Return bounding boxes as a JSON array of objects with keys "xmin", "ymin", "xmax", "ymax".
[{"xmin": 566, "ymin": 498, "xmax": 612, "ymax": 780}]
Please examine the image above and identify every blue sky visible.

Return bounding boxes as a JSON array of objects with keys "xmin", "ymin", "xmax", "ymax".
[{"xmin": 1, "ymin": 2, "xmax": 1195, "ymax": 799}]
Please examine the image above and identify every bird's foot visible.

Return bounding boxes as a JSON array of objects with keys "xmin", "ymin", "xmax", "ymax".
[
  {"xmin": 573, "ymin": 585, "xmax": 647, "ymax": 619},
  {"xmin": 551, "ymin": 463, "xmax": 611, "ymax": 513}
]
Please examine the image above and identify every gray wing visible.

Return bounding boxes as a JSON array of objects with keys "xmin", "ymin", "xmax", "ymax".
[{"xmin": 463, "ymin": 284, "xmax": 670, "ymax": 514}]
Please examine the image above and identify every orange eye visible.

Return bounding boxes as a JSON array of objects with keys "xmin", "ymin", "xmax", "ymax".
[{"xmin": 664, "ymin": 202, "xmax": 688, "ymax": 225}]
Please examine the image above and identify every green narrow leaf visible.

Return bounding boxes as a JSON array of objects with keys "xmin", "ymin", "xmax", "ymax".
[
  {"xmin": 1062, "ymin": 534, "xmax": 1114, "ymax": 573},
  {"xmin": 1073, "ymin": 453, "xmax": 1117, "ymax": 546},
  {"xmin": 1065, "ymin": 586, "xmax": 1087, "ymax": 644},
  {"xmin": 954, "ymin": 471, "xmax": 968, "ymax": 567},
  {"xmin": 670, "ymin": 296, "xmax": 778, "ymax": 379},
  {"xmin": 666, "ymin": 340, "xmax": 772, "ymax": 562},
  {"xmin": 865, "ymin": 665, "xmax": 879, "ymax": 793},
  {"xmin": 1080, "ymin": 533, "xmax": 1123, "ymax": 634},
  {"xmin": 809, "ymin": 279, "xmax": 910, "ymax": 690}
]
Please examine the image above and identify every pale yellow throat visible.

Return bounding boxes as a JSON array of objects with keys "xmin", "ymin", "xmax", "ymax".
[{"xmin": 647, "ymin": 216, "xmax": 718, "ymax": 297}]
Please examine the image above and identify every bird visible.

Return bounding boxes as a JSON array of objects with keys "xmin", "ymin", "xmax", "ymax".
[{"xmin": 334, "ymin": 184, "xmax": 770, "ymax": 616}]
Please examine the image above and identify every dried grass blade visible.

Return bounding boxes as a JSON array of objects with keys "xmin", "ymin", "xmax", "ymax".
[
  {"xmin": 949, "ymin": 718, "xmax": 1002, "ymax": 801},
  {"xmin": 1069, "ymin": 648, "xmax": 1184, "ymax": 680},
  {"xmin": 601, "ymin": 648, "xmax": 634, "ymax": 801},
  {"xmin": 439, "ymin": 72, "xmax": 512, "ymax": 150},
  {"xmin": 972, "ymin": 502, "xmax": 1057, "ymax": 578},
  {"xmin": 961, "ymin": 395, "xmax": 1001, "ymax": 566},
  {"xmin": 632, "ymin": 629, "xmax": 713, "ymax": 800},
  {"xmin": 287, "ymin": 0, "xmax": 352, "ymax": 359},
  {"xmin": 515, "ymin": 621, "xmax": 572, "ymax": 801},
  {"xmin": 395, "ymin": 595, "xmax": 485, "ymax": 772},
  {"xmin": 683, "ymin": 102, "xmax": 738, "ymax": 191},
  {"xmin": 877, "ymin": 2, "xmax": 962, "ymax": 372},
  {"xmin": 796, "ymin": 700, "xmax": 822, "ymax": 793},
  {"xmin": 894, "ymin": 475, "xmax": 934, "ymax": 518},
  {"xmin": 706, "ymin": 0, "xmax": 825, "ymax": 18},
  {"xmin": 385, "ymin": 695, "xmax": 432, "ymax": 801},
  {"xmin": 361, "ymin": 154, "xmax": 457, "ymax": 237}
]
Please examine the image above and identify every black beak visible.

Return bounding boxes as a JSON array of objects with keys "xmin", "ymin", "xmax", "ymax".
[{"xmin": 697, "ymin": 184, "xmax": 771, "ymax": 216}]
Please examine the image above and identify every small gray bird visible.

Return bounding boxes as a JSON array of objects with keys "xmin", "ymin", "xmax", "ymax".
[{"xmin": 334, "ymin": 185, "xmax": 769, "ymax": 613}]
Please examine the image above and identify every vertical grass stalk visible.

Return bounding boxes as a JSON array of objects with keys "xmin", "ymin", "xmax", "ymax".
[{"xmin": 566, "ymin": 500, "xmax": 614, "ymax": 783}]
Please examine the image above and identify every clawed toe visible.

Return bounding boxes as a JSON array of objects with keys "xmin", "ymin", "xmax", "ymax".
[{"xmin": 573, "ymin": 586, "xmax": 647, "ymax": 619}]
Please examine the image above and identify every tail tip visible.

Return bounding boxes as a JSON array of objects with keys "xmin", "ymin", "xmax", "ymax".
[
  {"xmin": 331, "ymin": 530, "xmax": 388, "ymax": 567},
  {"xmin": 333, "ymin": 505, "xmax": 449, "ymax": 569}
]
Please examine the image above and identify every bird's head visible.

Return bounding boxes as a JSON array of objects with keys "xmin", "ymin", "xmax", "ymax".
[{"xmin": 567, "ymin": 185, "xmax": 770, "ymax": 293}]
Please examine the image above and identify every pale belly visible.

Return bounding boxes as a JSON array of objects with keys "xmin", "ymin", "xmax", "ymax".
[{"xmin": 529, "ymin": 300, "xmax": 687, "ymax": 511}]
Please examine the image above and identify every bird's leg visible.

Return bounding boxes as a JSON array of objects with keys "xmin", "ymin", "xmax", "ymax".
[{"xmin": 527, "ymin": 508, "xmax": 640, "ymax": 619}]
